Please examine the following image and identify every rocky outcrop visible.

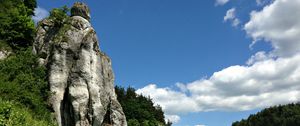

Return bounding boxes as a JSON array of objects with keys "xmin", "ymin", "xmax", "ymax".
[
  {"xmin": 33, "ymin": 2, "xmax": 127, "ymax": 126},
  {"xmin": 0, "ymin": 50, "xmax": 11, "ymax": 60}
]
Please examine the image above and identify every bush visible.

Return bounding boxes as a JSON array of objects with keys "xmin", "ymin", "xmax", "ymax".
[
  {"xmin": 0, "ymin": 99, "xmax": 54, "ymax": 126},
  {"xmin": 49, "ymin": 6, "xmax": 70, "ymax": 27},
  {"xmin": 0, "ymin": 48, "xmax": 51, "ymax": 121}
]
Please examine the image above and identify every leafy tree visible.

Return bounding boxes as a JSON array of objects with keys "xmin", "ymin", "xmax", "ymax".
[
  {"xmin": 0, "ymin": 48, "xmax": 51, "ymax": 121},
  {"xmin": 48, "ymin": 6, "xmax": 69, "ymax": 27},
  {"xmin": 115, "ymin": 86, "xmax": 167, "ymax": 126},
  {"xmin": 128, "ymin": 119, "xmax": 140, "ymax": 126},
  {"xmin": 0, "ymin": 0, "xmax": 36, "ymax": 48},
  {"xmin": 23, "ymin": 0, "xmax": 37, "ymax": 15},
  {"xmin": 232, "ymin": 103, "xmax": 300, "ymax": 126}
]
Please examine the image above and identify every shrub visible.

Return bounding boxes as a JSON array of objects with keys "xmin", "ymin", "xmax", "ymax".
[
  {"xmin": 0, "ymin": 48, "xmax": 51, "ymax": 121},
  {"xmin": 49, "ymin": 6, "xmax": 70, "ymax": 27},
  {"xmin": 0, "ymin": 99, "xmax": 55, "ymax": 126}
]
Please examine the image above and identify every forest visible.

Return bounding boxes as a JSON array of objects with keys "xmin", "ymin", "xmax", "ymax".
[{"xmin": 232, "ymin": 103, "xmax": 300, "ymax": 126}]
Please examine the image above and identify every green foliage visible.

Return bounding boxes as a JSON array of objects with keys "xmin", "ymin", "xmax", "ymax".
[
  {"xmin": 23, "ymin": 0, "xmax": 37, "ymax": 15},
  {"xmin": 232, "ymin": 103, "xmax": 300, "ymax": 126},
  {"xmin": 115, "ymin": 86, "xmax": 167, "ymax": 126},
  {"xmin": 128, "ymin": 119, "xmax": 140, "ymax": 126},
  {"xmin": 0, "ymin": 0, "xmax": 54, "ymax": 124},
  {"xmin": 0, "ymin": 0, "xmax": 36, "ymax": 48},
  {"xmin": 46, "ymin": 6, "xmax": 72, "ymax": 43},
  {"xmin": 0, "ymin": 99, "xmax": 54, "ymax": 126},
  {"xmin": 0, "ymin": 48, "xmax": 52, "ymax": 121},
  {"xmin": 49, "ymin": 6, "xmax": 70, "ymax": 27},
  {"xmin": 0, "ymin": 40, "xmax": 12, "ymax": 52}
]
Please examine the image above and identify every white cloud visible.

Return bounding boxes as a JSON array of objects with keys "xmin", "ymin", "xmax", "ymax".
[
  {"xmin": 224, "ymin": 8, "xmax": 240, "ymax": 27},
  {"xmin": 245, "ymin": 0, "xmax": 300, "ymax": 57},
  {"xmin": 138, "ymin": 54, "xmax": 300, "ymax": 113},
  {"xmin": 165, "ymin": 114, "xmax": 180, "ymax": 124},
  {"xmin": 215, "ymin": 0, "xmax": 230, "ymax": 6},
  {"xmin": 137, "ymin": 0, "xmax": 300, "ymax": 124},
  {"xmin": 32, "ymin": 6, "xmax": 49, "ymax": 23},
  {"xmin": 246, "ymin": 51, "xmax": 274, "ymax": 65},
  {"xmin": 232, "ymin": 18, "xmax": 240, "ymax": 27},
  {"xmin": 224, "ymin": 8, "xmax": 236, "ymax": 21},
  {"xmin": 136, "ymin": 84, "xmax": 199, "ymax": 114},
  {"xmin": 176, "ymin": 82, "xmax": 188, "ymax": 92},
  {"xmin": 195, "ymin": 125, "xmax": 206, "ymax": 126}
]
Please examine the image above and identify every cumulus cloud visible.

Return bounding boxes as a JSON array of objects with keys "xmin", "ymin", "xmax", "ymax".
[
  {"xmin": 137, "ymin": 0, "xmax": 300, "ymax": 124},
  {"xmin": 224, "ymin": 8, "xmax": 240, "ymax": 27},
  {"xmin": 32, "ymin": 6, "xmax": 49, "ymax": 23},
  {"xmin": 246, "ymin": 51, "xmax": 274, "ymax": 65},
  {"xmin": 137, "ymin": 55, "xmax": 300, "ymax": 123},
  {"xmin": 136, "ymin": 84, "xmax": 199, "ymax": 114},
  {"xmin": 245, "ymin": 0, "xmax": 300, "ymax": 57},
  {"xmin": 215, "ymin": 0, "xmax": 230, "ymax": 6},
  {"xmin": 138, "ymin": 55, "xmax": 300, "ymax": 112},
  {"xmin": 164, "ymin": 114, "xmax": 180, "ymax": 124},
  {"xmin": 176, "ymin": 82, "xmax": 188, "ymax": 92}
]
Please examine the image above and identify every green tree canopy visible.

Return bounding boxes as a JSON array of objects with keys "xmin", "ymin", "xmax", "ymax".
[
  {"xmin": 115, "ymin": 86, "xmax": 168, "ymax": 126},
  {"xmin": 0, "ymin": 48, "xmax": 50, "ymax": 118},
  {"xmin": 0, "ymin": 0, "xmax": 36, "ymax": 48},
  {"xmin": 232, "ymin": 103, "xmax": 300, "ymax": 126}
]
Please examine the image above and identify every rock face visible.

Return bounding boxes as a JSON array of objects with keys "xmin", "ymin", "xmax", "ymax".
[
  {"xmin": 0, "ymin": 50, "xmax": 11, "ymax": 60},
  {"xmin": 33, "ymin": 2, "xmax": 127, "ymax": 126}
]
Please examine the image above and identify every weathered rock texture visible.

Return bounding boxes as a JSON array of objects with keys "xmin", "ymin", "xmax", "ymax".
[
  {"xmin": 0, "ymin": 50, "xmax": 11, "ymax": 60},
  {"xmin": 33, "ymin": 2, "xmax": 127, "ymax": 126}
]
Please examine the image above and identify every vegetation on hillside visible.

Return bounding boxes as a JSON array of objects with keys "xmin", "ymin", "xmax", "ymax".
[
  {"xmin": 0, "ymin": 99, "xmax": 54, "ymax": 126},
  {"xmin": 232, "ymin": 103, "xmax": 300, "ymax": 126},
  {"xmin": 115, "ymin": 86, "xmax": 172, "ymax": 126},
  {"xmin": 0, "ymin": 0, "xmax": 54, "ymax": 125},
  {"xmin": 0, "ymin": 48, "xmax": 50, "ymax": 118}
]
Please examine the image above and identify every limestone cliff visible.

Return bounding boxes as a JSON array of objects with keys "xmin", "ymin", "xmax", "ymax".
[{"xmin": 33, "ymin": 2, "xmax": 127, "ymax": 126}]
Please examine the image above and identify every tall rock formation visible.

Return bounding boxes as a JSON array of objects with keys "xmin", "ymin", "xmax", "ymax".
[{"xmin": 33, "ymin": 2, "xmax": 127, "ymax": 126}]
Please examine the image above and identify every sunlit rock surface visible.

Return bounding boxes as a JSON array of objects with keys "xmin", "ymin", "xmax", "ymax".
[{"xmin": 33, "ymin": 2, "xmax": 127, "ymax": 126}]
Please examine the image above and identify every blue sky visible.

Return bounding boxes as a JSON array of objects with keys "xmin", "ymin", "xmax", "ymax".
[{"xmin": 34, "ymin": 0, "xmax": 300, "ymax": 126}]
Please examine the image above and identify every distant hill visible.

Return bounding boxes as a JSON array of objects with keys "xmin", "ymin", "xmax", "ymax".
[{"xmin": 232, "ymin": 103, "xmax": 300, "ymax": 126}]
